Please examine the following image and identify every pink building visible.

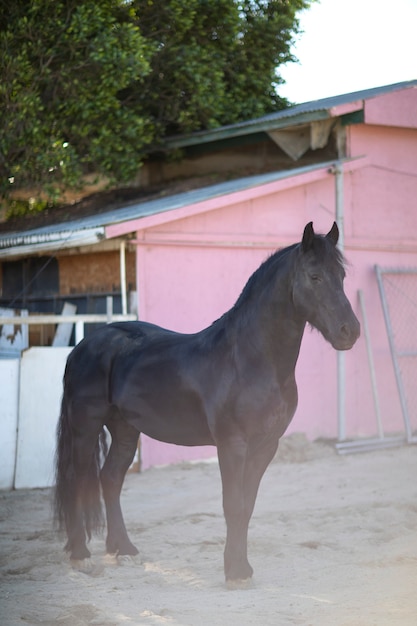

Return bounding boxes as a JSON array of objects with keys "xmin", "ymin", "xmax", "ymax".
[
  {"xmin": 107, "ymin": 81, "xmax": 417, "ymax": 466},
  {"xmin": 1, "ymin": 81, "xmax": 417, "ymax": 469}
]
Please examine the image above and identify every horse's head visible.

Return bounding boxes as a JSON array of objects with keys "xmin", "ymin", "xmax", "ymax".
[{"xmin": 292, "ymin": 222, "xmax": 360, "ymax": 350}]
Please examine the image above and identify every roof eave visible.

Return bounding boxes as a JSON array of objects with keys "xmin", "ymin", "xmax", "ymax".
[
  {"xmin": 165, "ymin": 109, "xmax": 334, "ymax": 150},
  {"xmin": 162, "ymin": 80, "xmax": 417, "ymax": 152},
  {"xmin": 0, "ymin": 227, "xmax": 105, "ymax": 259}
]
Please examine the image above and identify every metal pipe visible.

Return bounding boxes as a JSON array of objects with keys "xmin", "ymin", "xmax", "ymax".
[
  {"xmin": 336, "ymin": 435, "xmax": 406, "ymax": 455},
  {"xmin": 334, "ymin": 161, "xmax": 344, "ymax": 250},
  {"xmin": 75, "ymin": 321, "xmax": 84, "ymax": 344},
  {"xmin": 334, "ymin": 162, "xmax": 346, "ymax": 441},
  {"xmin": 337, "ymin": 352, "xmax": 346, "ymax": 441},
  {"xmin": 358, "ymin": 289, "xmax": 384, "ymax": 438},
  {"xmin": 120, "ymin": 240, "xmax": 128, "ymax": 315},
  {"xmin": 106, "ymin": 296, "xmax": 113, "ymax": 323},
  {"xmin": 0, "ymin": 314, "xmax": 136, "ymax": 325}
]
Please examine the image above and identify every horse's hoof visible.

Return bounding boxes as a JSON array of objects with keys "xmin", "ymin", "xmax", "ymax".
[
  {"xmin": 225, "ymin": 577, "xmax": 253, "ymax": 590},
  {"xmin": 117, "ymin": 553, "xmax": 141, "ymax": 566},
  {"xmin": 69, "ymin": 558, "xmax": 104, "ymax": 576},
  {"xmin": 102, "ymin": 552, "xmax": 119, "ymax": 565},
  {"xmin": 103, "ymin": 552, "xmax": 141, "ymax": 566}
]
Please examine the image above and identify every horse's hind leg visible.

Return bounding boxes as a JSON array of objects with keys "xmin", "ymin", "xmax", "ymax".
[
  {"xmin": 59, "ymin": 412, "xmax": 105, "ymax": 563},
  {"xmin": 101, "ymin": 416, "xmax": 140, "ymax": 557}
]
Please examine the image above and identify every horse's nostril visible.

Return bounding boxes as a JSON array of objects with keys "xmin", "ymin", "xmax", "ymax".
[
  {"xmin": 340, "ymin": 320, "xmax": 360, "ymax": 342},
  {"xmin": 340, "ymin": 324, "xmax": 349, "ymax": 338}
]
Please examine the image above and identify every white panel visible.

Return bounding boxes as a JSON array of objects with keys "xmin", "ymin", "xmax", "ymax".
[
  {"xmin": 14, "ymin": 347, "xmax": 72, "ymax": 489},
  {"xmin": 0, "ymin": 358, "xmax": 20, "ymax": 489}
]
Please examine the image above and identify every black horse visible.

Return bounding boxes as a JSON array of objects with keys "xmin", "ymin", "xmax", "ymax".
[{"xmin": 55, "ymin": 222, "xmax": 360, "ymax": 585}]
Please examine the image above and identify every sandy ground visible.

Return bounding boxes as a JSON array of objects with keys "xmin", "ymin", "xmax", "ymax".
[{"xmin": 1, "ymin": 434, "xmax": 416, "ymax": 626}]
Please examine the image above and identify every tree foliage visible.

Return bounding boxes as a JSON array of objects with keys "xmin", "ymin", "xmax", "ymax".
[{"xmin": 0, "ymin": 0, "xmax": 313, "ymax": 204}]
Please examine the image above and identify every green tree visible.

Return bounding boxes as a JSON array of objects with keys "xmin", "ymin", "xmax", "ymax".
[
  {"xmin": 133, "ymin": 0, "xmax": 312, "ymax": 134},
  {"xmin": 0, "ymin": 0, "xmax": 153, "ymax": 201},
  {"xmin": 0, "ymin": 0, "xmax": 313, "ymax": 207}
]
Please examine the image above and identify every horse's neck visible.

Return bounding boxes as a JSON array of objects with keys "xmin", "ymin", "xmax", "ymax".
[
  {"xmin": 224, "ymin": 269, "xmax": 306, "ymax": 378},
  {"xmin": 257, "ymin": 307, "xmax": 305, "ymax": 377}
]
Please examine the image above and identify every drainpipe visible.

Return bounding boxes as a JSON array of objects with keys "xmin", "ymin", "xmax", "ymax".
[
  {"xmin": 120, "ymin": 240, "xmax": 128, "ymax": 315},
  {"xmin": 334, "ymin": 161, "xmax": 346, "ymax": 441}
]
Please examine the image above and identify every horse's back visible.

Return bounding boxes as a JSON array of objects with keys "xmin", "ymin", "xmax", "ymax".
[
  {"xmin": 68, "ymin": 320, "xmax": 174, "ymax": 360},
  {"xmin": 63, "ymin": 321, "xmax": 169, "ymax": 396},
  {"xmin": 108, "ymin": 320, "xmax": 176, "ymax": 338}
]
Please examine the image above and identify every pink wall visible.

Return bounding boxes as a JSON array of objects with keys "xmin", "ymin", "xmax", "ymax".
[
  {"xmin": 107, "ymin": 89, "xmax": 417, "ymax": 469},
  {"xmin": 134, "ymin": 176, "xmax": 353, "ymax": 468},
  {"xmin": 137, "ymin": 166, "xmax": 417, "ymax": 466},
  {"xmin": 364, "ymin": 87, "xmax": 417, "ymax": 128}
]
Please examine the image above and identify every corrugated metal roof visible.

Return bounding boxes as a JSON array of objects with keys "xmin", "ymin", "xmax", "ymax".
[
  {"xmin": 1, "ymin": 80, "xmax": 415, "ymax": 258},
  {"xmin": 0, "ymin": 161, "xmax": 336, "ymax": 256},
  {"xmin": 166, "ymin": 80, "xmax": 417, "ymax": 148}
]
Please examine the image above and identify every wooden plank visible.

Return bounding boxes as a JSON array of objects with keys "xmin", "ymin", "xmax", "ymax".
[{"xmin": 52, "ymin": 302, "xmax": 77, "ymax": 347}]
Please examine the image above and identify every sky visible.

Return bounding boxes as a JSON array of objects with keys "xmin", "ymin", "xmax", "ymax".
[{"xmin": 279, "ymin": 0, "xmax": 417, "ymax": 104}]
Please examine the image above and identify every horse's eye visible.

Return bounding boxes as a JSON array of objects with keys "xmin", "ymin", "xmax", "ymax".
[{"xmin": 310, "ymin": 274, "xmax": 321, "ymax": 283}]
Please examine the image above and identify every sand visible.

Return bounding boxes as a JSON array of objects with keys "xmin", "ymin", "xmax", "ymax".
[{"xmin": 1, "ymin": 434, "xmax": 416, "ymax": 626}]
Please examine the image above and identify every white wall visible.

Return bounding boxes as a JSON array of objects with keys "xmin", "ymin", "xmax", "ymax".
[
  {"xmin": 0, "ymin": 358, "xmax": 20, "ymax": 489},
  {"xmin": 0, "ymin": 348, "xmax": 72, "ymax": 490},
  {"xmin": 14, "ymin": 347, "xmax": 72, "ymax": 489}
]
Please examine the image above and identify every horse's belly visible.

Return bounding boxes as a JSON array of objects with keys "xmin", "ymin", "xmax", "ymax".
[
  {"xmin": 119, "ymin": 394, "xmax": 215, "ymax": 447},
  {"xmin": 140, "ymin": 412, "xmax": 215, "ymax": 446}
]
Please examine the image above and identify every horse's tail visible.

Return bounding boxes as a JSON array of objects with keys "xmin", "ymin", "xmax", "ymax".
[{"xmin": 54, "ymin": 376, "xmax": 108, "ymax": 545}]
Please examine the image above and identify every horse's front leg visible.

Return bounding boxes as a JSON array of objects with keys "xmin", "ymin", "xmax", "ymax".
[
  {"xmin": 217, "ymin": 438, "xmax": 253, "ymax": 583},
  {"xmin": 242, "ymin": 433, "xmax": 279, "ymax": 523},
  {"xmin": 218, "ymin": 434, "xmax": 280, "ymax": 585}
]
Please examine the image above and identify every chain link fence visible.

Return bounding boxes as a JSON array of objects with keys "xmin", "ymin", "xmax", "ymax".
[{"xmin": 376, "ymin": 266, "xmax": 417, "ymax": 441}]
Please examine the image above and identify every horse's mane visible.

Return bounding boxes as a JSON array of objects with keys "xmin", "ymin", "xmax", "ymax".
[
  {"xmin": 236, "ymin": 233, "xmax": 347, "ymax": 310},
  {"xmin": 204, "ymin": 234, "xmax": 345, "ymax": 343},
  {"xmin": 233, "ymin": 243, "xmax": 299, "ymax": 310}
]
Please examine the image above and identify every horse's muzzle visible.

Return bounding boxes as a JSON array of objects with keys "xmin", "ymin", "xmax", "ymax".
[{"xmin": 332, "ymin": 317, "xmax": 361, "ymax": 350}]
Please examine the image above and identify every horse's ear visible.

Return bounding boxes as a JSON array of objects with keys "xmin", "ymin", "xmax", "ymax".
[
  {"xmin": 326, "ymin": 222, "xmax": 339, "ymax": 246},
  {"xmin": 302, "ymin": 222, "xmax": 315, "ymax": 251}
]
